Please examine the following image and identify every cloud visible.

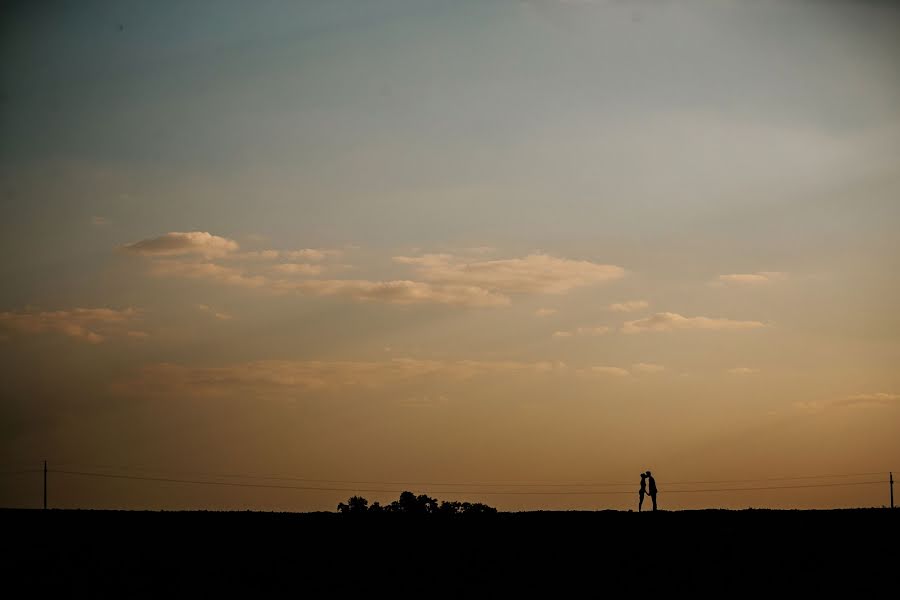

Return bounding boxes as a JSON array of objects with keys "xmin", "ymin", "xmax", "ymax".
[
  {"xmin": 727, "ymin": 367, "xmax": 759, "ymax": 375},
  {"xmin": 393, "ymin": 253, "xmax": 624, "ymax": 294},
  {"xmin": 228, "ymin": 249, "xmax": 341, "ymax": 262},
  {"xmin": 622, "ymin": 312, "xmax": 768, "ymax": 333},
  {"xmin": 124, "ymin": 236, "xmax": 617, "ymax": 308},
  {"xmin": 276, "ymin": 279, "xmax": 511, "ymax": 307},
  {"xmin": 120, "ymin": 232, "xmax": 239, "ymax": 257},
  {"xmin": 554, "ymin": 326, "xmax": 610, "ymax": 338},
  {"xmin": 197, "ymin": 304, "xmax": 234, "ymax": 321},
  {"xmin": 608, "ymin": 300, "xmax": 649, "ymax": 313},
  {"xmin": 116, "ymin": 358, "xmax": 567, "ymax": 398},
  {"xmin": 632, "ymin": 363, "xmax": 665, "ymax": 374},
  {"xmin": 149, "ymin": 261, "xmax": 267, "ymax": 288},
  {"xmin": 535, "ymin": 308, "xmax": 558, "ymax": 317},
  {"xmin": 583, "ymin": 366, "xmax": 631, "ymax": 377},
  {"xmin": 835, "ymin": 393, "xmax": 899, "ymax": 408},
  {"xmin": 91, "ymin": 216, "xmax": 111, "ymax": 226},
  {"xmin": 0, "ymin": 307, "xmax": 141, "ymax": 343},
  {"xmin": 269, "ymin": 263, "xmax": 324, "ymax": 276},
  {"xmin": 714, "ymin": 272, "xmax": 788, "ymax": 286}
]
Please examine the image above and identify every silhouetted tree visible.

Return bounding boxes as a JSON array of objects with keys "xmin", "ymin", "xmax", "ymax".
[
  {"xmin": 336, "ymin": 495, "xmax": 369, "ymax": 514},
  {"xmin": 337, "ymin": 492, "xmax": 496, "ymax": 515}
]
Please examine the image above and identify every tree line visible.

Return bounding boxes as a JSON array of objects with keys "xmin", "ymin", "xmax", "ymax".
[{"xmin": 337, "ymin": 491, "xmax": 497, "ymax": 515}]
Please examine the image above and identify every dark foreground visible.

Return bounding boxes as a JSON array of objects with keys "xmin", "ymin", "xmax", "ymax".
[{"xmin": 4, "ymin": 508, "xmax": 897, "ymax": 594}]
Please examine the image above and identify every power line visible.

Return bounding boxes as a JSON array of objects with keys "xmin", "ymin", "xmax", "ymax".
[
  {"xmin": 47, "ymin": 463, "xmax": 892, "ymax": 489},
  {"xmin": 50, "ymin": 469, "xmax": 887, "ymax": 496},
  {"xmin": 662, "ymin": 480, "xmax": 886, "ymax": 494}
]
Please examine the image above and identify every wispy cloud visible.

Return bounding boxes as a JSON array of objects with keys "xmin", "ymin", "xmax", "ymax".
[
  {"xmin": 116, "ymin": 358, "xmax": 567, "ymax": 398},
  {"xmin": 727, "ymin": 367, "xmax": 759, "ymax": 375},
  {"xmin": 197, "ymin": 304, "xmax": 234, "ymax": 321},
  {"xmin": 713, "ymin": 272, "xmax": 788, "ymax": 286},
  {"xmin": 149, "ymin": 261, "xmax": 267, "ymax": 288},
  {"xmin": 622, "ymin": 312, "xmax": 768, "ymax": 333},
  {"xmin": 580, "ymin": 366, "xmax": 631, "ymax": 377},
  {"xmin": 274, "ymin": 279, "xmax": 511, "ymax": 307},
  {"xmin": 125, "ymin": 234, "xmax": 623, "ymax": 308},
  {"xmin": 227, "ymin": 248, "xmax": 342, "ymax": 262},
  {"xmin": 121, "ymin": 231, "xmax": 239, "ymax": 257},
  {"xmin": 608, "ymin": 300, "xmax": 648, "ymax": 313},
  {"xmin": 553, "ymin": 326, "xmax": 610, "ymax": 338},
  {"xmin": 835, "ymin": 393, "xmax": 899, "ymax": 408},
  {"xmin": 393, "ymin": 253, "xmax": 624, "ymax": 295},
  {"xmin": 535, "ymin": 308, "xmax": 558, "ymax": 317},
  {"xmin": 269, "ymin": 263, "xmax": 325, "ymax": 276},
  {"xmin": 0, "ymin": 307, "xmax": 141, "ymax": 343},
  {"xmin": 632, "ymin": 363, "xmax": 665, "ymax": 374},
  {"xmin": 795, "ymin": 392, "xmax": 899, "ymax": 414}
]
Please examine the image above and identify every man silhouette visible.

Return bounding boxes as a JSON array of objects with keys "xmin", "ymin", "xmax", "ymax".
[{"xmin": 646, "ymin": 471, "xmax": 658, "ymax": 511}]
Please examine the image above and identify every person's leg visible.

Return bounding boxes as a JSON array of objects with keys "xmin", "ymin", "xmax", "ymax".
[
  {"xmin": 639, "ymin": 494, "xmax": 644, "ymax": 512},
  {"xmin": 652, "ymin": 495, "xmax": 657, "ymax": 511}
]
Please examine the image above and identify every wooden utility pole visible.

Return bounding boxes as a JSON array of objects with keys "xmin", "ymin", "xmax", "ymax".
[{"xmin": 43, "ymin": 460, "xmax": 47, "ymax": 510}]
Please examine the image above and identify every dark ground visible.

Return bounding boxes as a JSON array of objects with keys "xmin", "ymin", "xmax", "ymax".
[{"xmin": 3, "ymin": 508, "xmax": 897, "ymax": 594}]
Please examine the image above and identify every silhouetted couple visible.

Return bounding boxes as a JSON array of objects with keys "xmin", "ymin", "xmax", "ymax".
[{"xmin": 639, "ymin": 471, "xmax": 657, "ymax": 512}]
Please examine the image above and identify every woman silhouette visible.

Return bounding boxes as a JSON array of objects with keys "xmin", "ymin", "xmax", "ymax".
[{"xmin": 639, "ymin": 472, "xmax": 648, "ymax": 512}]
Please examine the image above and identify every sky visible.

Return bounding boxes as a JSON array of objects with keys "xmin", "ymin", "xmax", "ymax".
[{"xmin": 1, "ymin": 0, "xmax": 899, "ymax": 511}]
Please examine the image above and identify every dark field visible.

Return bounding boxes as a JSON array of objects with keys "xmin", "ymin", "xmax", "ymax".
[{"xmin": 4, "ymin": 508, "xmax": 897, "ymax": 594}]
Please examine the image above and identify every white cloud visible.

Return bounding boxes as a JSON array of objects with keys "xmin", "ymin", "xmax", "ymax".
[
  {"xmin": 622, "ymin": 312, "xmax": 768, "ymax": 333},
  {"xmin": 714, "ymin": 272, "xmax": 788, "ymax": 286},
  {"xmin": 632, "ymin": 363, "xmax": 665, "ymax": 374},
  {"xmin": 608, "ymin": 300, "xmax": 649, "ymax": 313},
  {"xmin": 0, "ymin": 307, "xmax": 141, "ymax": 343},
  {"xmin": 535, "ymin": 308, "xmax": 558, "ymax": 317},
  {"xmin": 121, "ymin": 232, "xmax": 239, "ymax": 257},
  {"xmin": 727, "ymin": 367, "xmax": 759, "ymax": 375},
  {"xmin": 393, "ymin": 253, "xmax": 624, "ymax": 294}
]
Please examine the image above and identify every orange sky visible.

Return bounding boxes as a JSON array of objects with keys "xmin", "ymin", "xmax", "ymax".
[{"xmin": 1, "ymin": 0, "xmax": 898, "ymax": 511}]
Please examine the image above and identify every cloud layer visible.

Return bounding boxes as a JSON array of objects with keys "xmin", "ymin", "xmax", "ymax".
[{"xmin": 123, "ymin": 233, "xmax": 625, "ymax": 308}]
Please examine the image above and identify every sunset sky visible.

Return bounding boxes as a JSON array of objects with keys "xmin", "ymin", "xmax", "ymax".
[{"xmin": 1, "ymin": 0, "xmax": 898, "ymax": 511}]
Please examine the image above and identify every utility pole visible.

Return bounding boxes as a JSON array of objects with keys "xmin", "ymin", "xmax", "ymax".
[
  {"xmin": 43, "ymin": 460, "xmax": 47, "ymax": 510},
  {"xmin": 891, "ymin": 472, "xmax": 894, "ymax": 509}
]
